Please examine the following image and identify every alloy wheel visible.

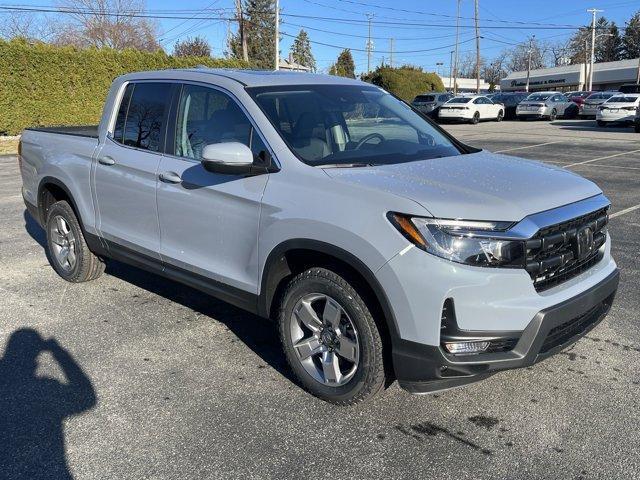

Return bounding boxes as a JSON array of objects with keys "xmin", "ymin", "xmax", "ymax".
[
  {"xmin": 49, "ymin": 215, "xmax": 77, "ymax": 272},
  {"xmin": 289, "ymin": 293, "xmax": 360, "ymax": 387}
]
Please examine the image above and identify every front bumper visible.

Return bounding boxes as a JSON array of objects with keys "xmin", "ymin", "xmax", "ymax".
[{"xmin": 393, "ymin": 268, "xmax": 619, "ymax": 393}]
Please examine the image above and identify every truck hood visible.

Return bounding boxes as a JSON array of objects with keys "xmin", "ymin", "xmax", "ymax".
[{"xmin": 323, "ymin": 151, "xmax": 602, "ymax": 221}]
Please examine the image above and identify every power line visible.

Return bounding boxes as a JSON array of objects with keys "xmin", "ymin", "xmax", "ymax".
[{"xmin": 0, "ymin": 5, "xmax": 626, "ymax": 31}]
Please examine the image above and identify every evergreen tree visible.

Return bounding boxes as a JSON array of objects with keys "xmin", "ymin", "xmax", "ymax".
[
  {"xmin": 328, "ymin": 49, "xmax": 355, "ymax": 78},
  {"xmin": 290, "ymin": 29, "xmax": 316, "ymax": 72},
  {"xmin": 228, "ymin": 0, "xmax": 278, "ymax": 69},
  {"xmin": 622, "ymin": 11, "xmax": 640, "ymax": 59},
  {"xmin": 598, "ymin": 22, "xmax": 623, "ymax": 62}
]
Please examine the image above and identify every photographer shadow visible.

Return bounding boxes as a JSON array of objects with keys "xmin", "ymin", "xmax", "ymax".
[{"xmin": 0, "ymin": 329, "xmax": 96, "ymax": 480}]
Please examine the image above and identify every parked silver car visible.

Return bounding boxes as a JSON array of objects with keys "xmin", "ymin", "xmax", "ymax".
[
  {"xmin": 411, "ymin": 92, "xmax": 453, "ymax": 118},
  {"xmin": 580, "ymin": 91, "xmax": 618, "ymax": 118},
  {"xmin": 19, "ymin": 69, "xmax": 618, "ymax": 404},
  {"xmin": 516, "ymin": 92, "xmax": 573, "ymax": 120}
]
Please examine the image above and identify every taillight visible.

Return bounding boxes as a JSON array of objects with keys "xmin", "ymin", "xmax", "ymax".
[{"xmin": 622, "ymin": 106, "xmax": 636, "ymax": 111}]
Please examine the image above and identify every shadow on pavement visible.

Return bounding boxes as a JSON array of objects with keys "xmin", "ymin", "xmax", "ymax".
[{"xmin": 0, "ymin": 329, "xmax": 96, "ymax": 479}]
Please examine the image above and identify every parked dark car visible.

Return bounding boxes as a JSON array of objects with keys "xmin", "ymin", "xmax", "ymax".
[
  {"xmin": 619, "ymin": 84, "xmax": 640, "ymax": 94},
  {"xmin": 411, "ymin": 93, "xmax": 454, "ymax": 118},
  {"xmin": 490, "ymin": 92, "xmax": 529, "ymax": 119}
]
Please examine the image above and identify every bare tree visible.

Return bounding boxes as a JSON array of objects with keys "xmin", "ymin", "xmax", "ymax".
[
  {"xmin": 457, "ymin": 52, "xmax": 485, "ymax": 78},
  {"xmin": 174, "ymin": 36, "xmax": 212, "ymax": 57},
  {"xmin": 548, "ymin": 41, "xmax": 572, "ymax": 67},
  {"xmin": 54, "ymin": 0, "xmax": 161, "ymax": 51},
  {"xmin": 0, "ymin": 12, "xmax": 55, "ymax": 41}
]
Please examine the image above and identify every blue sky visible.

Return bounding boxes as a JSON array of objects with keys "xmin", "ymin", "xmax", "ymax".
[{"xmin": 13, "ymin": 0, "xmax": 640, "ymax": 73}]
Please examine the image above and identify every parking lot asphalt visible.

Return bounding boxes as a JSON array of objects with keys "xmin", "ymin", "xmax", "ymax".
[{"xmin": 0, "ymin": 119, "xmax": 639, "ymax": 479}]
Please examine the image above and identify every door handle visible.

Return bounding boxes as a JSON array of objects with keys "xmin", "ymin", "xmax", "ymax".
[
  {"xmin": 159, "ymin": 171, "xmax": 182, "ymax": 184},
  {"xmin": 98, "ymin": 156, "xmax": 115, "ymax": 166}
]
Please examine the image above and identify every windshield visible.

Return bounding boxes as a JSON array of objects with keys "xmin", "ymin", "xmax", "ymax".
[
  {"xmin": 526, "ymin": 94, "xmax": 551, "ymax": 101},
  {"xmin": 248, "ymin": 85, "xmax": 461, "ymax": 166},
  {"xmin": 606, "ymin": 96, "xmax": 639, "ymax": 103}
]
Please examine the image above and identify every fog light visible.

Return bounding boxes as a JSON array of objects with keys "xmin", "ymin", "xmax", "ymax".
[{"xmin": 443, "ymin": 341, "xmax": 490, "ymax": 354}]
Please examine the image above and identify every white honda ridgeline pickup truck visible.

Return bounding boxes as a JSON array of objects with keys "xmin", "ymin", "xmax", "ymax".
[{"xmin": 20, "ymin": 69, "xmax": 619, "ymax": 405}]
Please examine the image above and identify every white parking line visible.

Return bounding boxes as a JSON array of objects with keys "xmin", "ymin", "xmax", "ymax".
[
  {"xmin": 564, "ymin": 148, "xmax": 640, "ymax": 168},
  {"xmin": 611, "ymin": 204, "xmax": 640, "ymax": 219},
  {"xmin": 494, "ymin": 141, "xmax": 562, "ymax": 153}
]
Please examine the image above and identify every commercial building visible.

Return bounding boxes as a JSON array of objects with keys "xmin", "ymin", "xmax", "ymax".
[
  {"xmin": 439, "ymin": 76, "xmax": 494, "ymax": 92},
  {"xmin": 500, "ymin": 58, "xmax": 640, "ymax": 92}
]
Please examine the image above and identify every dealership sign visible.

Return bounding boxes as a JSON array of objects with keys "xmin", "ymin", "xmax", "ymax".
[{"xmin": 510, "ymin": 78, "xmax": 568, "ymax": 87}]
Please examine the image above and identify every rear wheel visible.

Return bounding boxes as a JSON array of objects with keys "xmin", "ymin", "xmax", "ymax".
[
  {"xmin": 471, "ymin": 111, "xmax": 480, "ymax": 124},
  {"xmin": 45, "ymin": 201, "xmax": 105, "ymax": 283},
  {"xmin": 635, "ymin": 122, "xmax": 640, "ymax": 133},
  {"xmin": 278, "ymin": 267, "xmax": 386, "ymax": 405}
]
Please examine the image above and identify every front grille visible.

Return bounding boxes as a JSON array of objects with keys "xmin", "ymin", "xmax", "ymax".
[
  {"xmin": 540, "ymin": 296, "xmax": 612, "ymax": 353},
  {"xmin": 526, "ymin": 207, "xmax": 608, "ymax": 292}
]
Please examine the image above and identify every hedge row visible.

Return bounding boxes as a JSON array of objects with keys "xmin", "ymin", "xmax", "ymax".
[
  {"xmin": 361, "ymin": 65, "xmax": 445, "ymax": 101},
  {"xmin": 0, "ymin": 39, "xmax": 248, "ymax": 135}
]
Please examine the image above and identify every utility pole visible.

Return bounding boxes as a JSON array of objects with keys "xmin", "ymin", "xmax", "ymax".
[
  {"xmin": 274, "ymin": 0, "xmax": 280, "ymax": 70},
  {"xmin": 637, "ymin": 56, "xmax": 640, "ymax": 84},
  {"xmin": 235, "ymin": 0, "xmax": 248, "ymax": 62},
  {"xmin": 474, "ymin": 0, "xmax": 481, "ymax": 93},
  {"xmin": 449, "ymin": 50, "xmax": 454, "ymax": 91},
  {"xmin": 366, "ymin": 13, "xmax": 374, "ymax": 73},
  {"xmin": 389, "ymin": 38, "xmax": 394, "ymax": 68},
  {"xmin": 584, "ymin": 39, "xmax": 589, "ymax": 90},
  {"xmin": 525, "ymin": 35, "xmax": 535, "ymax": 92},
  {"xmin": 587, "ymin": 8, "xmax": 603, "ymax": 91},
  {"xmin": 453, "ymin": 0, "xmax": 461, "ymax": 95}
]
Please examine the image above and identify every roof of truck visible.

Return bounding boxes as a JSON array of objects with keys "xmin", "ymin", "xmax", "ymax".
[{"xmin": 121, "ymin": 68, "xmax": 366, "ymax": 87}]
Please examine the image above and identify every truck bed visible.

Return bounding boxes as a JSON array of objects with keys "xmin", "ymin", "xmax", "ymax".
[{"xmin": 25, "ymin": 125, "xmax": 99, "ymax": 138}]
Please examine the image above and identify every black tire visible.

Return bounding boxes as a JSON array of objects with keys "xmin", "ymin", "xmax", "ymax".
[
  {"xmin": 471, "ymin": 112, "xmax": 480, "ymax": 124},
  {"xmin": 549, "ymin": 108, "xmax": 557, "ymax": 121},
  {"xmin": 278, "ymin": 267, "xmax": 386, "ymax": 405},
  {"xmin": 496, "ymin": 110, "xmax": 504, "ymax": 122},
  {"xmin": 635, "ymin": 122, "xmax": 640, "ymax": 133},
  {"xmin": 597, "ymin": 120, "xmax": 606, "ymax": 127},
  {"xmin": 45, "ymin": 200, "xmax": 105, "ymax": 283}
]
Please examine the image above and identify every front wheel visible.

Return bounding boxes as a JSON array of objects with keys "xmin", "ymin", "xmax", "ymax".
[
  {"xmin": 278, "ymin": 268, "xmax": 386, "ymax": 405},
  {"xmin": 635, "ymin": 122, "xmax": 640, "ymax": 133},
  {"xmin": 45, "ymin": 201, "xmax": 105, "ymax": 282},
  {"xmin": 471, "ymin": 112, "xmax": 480, "ymax": 124},
  {"xmin": 496, "ymin": 110, "xmax": 504, "ymax": 122},
  {"xmin": 549, "ymin": 108, "xmax": 557, "ymax": 121}
]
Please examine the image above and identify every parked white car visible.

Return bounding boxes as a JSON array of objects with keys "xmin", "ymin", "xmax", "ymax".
[
  {"xmin": 516, "ymin": 92, "xmax": 572, "ymax": 120},
  {"xmin": 596, "ymin": 94, "xmax": 640, "ymax": 126},
  {"xmin": 580, "ymin": 91, "xmax": 617, "ymax": 117},
  {"xmin": 438, "ymin": 95, "xmax": 504, "ymax": 124}
]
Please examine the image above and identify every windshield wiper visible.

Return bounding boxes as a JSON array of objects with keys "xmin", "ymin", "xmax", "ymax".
[{"xmin": 317, "ymin": 162, "xmax": 376, "ymax": 168}]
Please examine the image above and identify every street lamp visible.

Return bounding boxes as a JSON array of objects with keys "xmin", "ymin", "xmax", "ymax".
[{"xmin": 435, "ymin": 62, "xmax": 444, "ymax": 78}]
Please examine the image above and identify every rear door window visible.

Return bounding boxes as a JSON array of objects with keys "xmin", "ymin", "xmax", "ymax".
[{"xmin": 122, "ymin": 82, "xmax": 172, "ymax": 152}]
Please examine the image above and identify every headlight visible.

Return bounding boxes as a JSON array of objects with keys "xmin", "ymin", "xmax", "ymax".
[{"xmin": 388, "ymin": 213, "xmax": 525, "ymax": 267}]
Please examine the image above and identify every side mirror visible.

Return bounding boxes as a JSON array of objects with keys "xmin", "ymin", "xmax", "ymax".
[{"xmin": 201, "ymin": 142, "xmax": 254, "ymax": 175}]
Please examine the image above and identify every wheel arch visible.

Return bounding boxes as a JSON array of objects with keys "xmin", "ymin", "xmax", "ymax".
[
  {"xmin": 37, "ymin": 176, "xmax": 81, "ymax": 227},
  {"xmin": 258, "ymin": 239, "xmax": 401, "ymax": 343}
]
